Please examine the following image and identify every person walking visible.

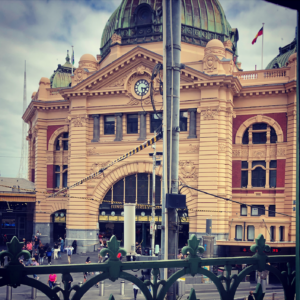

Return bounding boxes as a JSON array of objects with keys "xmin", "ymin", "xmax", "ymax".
[
  {"xmin": 54, "ymin": 243, "xmax": 59, "ymax": 260},
  {"xmin": 66, "ymin": 246, "xmax": 74, "ymax": 264},
  {"xmin": 83, "ymin": 257, "xmax": 92, "ymax": 283},
  {"xmin": 38, "ymin": 245, "xmax": 45, "ymax": 265},
  {"xmin": 26, "ymin": 241, "xmax": 33, "ymax": 257},
  {"xmin": 31, "ymin": 258, "xmax": 39, "ymax": 280},
  {"xmin": 57, "ymin": 239, "xmax": 62, "ymax": 259},
  {"xmin": 248, "ymin": 291, "xmax": 254, "ymax": 300},
  {"xmin": 34, "ymin": 236, "xmax": 40, "ymax": 251},
  {"xmin": 48, "ymin": 273, "xmax": 57, "ymax": 288},
  {"xmin": 132, "ymin": 275, "xmax": 139, "ymax": 300},
  {"xmin": 33, "ymin": 250, "xmax": 39, "ymax": 262},
  {"xmin": 72, "ymin": 240, "xmax": 77, "ymax": 255},
  {"xmin": 46, "ymin": 247, "xmax": 53, "ymax": 265},
  {"xmin": 62, "ymin": 273, "xmax": 73, "ymax": 291},
  {"xmin": 60, "ymin": 238, "xmax": 64, "ymax": 254}
]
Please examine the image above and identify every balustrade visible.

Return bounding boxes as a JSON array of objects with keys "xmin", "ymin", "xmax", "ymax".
[{"xmin": 0, "ymin": 234, "xmax": 295, "ymax": 300}]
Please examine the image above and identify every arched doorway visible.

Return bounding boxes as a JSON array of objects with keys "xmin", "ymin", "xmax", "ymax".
[
  {"xmin": 52, "ymin": 210, "xmax": 66, "ymax": 242},
  {"xmin": 99, "ymin": 173, "xmax": 189, "ymax": 251}
]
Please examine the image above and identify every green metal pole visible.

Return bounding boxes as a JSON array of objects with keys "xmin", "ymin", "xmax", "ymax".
[{"xmin": 296, "ymin": 11, "xmax": 300, "ymax": 300}]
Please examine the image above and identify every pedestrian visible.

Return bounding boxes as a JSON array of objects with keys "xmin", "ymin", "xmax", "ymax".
[
  {"xmin": 57, "ymin": 238, "xmax": 62, "ymax": 258},
  {"xmin": 66, "ymin": 246, "xmax": 74, "ymax": 264},
  {"xmin": 62, "ymin": 273, "xmax": 73, "ymax": 291},
  {"xmin": 98, "ymin": 246, "xmax": 102, "ymax": 263},
  {"xmin": 0, "ymin": 250, "xmax": 5, "ymax": 267},
  {"xmin": 48, "ymin": 273, "xmax": 57, "ymax": 288},
  {"xmin": 34, "ymin": 236, "xmax": 40, "ymax": 251},
  {"xmin": 54, "ymin": 243, "xmax": 59, "ymax": 259},
  {"xmin": 60, "ymin": 238, "xmax": 64, "ymax": 254},
  {"xmin": 26, "ymin": 241, "xmax": 33, "ymax": 257},
  {"xmin": 33, "ymin": 250, "xmax": 39, "ymax": 262},
  {"xmin": 46, "ymin": 247, "xmax": 53, "ymax": 265},
  {"xmin": 103, "ymin": 253, "xmax": 109, "ymax": 262},
  {"xmin": 72, "ymin": 240, "xmax": 77, "ymax": 255},
  {"xmin": 31, "ymin": 258, "xmax": 39, "ymax": 280},
  {"xmin": 38, "ymin": 244, "xmax": 45, "ymax": 265},
  {"xmin": 132, "ymin": 275, "xmax": 139, "ymax": 300},
  {"xmin": 22, "ymin": 238, "xmax": 27, "ymax": 249},
  {"xmin": 248, "ymin": 291, "xmax": 254, "ymax": 300},
  {"xmin": 83, "ymin": 257, "xmax": 91, "ymax": 283}
]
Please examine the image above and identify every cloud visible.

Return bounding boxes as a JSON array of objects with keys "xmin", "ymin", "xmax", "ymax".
[{"xmin": 0, "ymin": 0, "xmax": 297, "ymax": 178}]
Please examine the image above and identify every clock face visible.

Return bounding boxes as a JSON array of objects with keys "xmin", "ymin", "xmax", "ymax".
[{"xmin": 134, "ymin": 79, "xmax": 149, "ymax": 96}]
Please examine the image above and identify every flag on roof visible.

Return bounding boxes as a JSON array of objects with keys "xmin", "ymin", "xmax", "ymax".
[
  {"xmin": 72, "ymin": 48, "xmax": 75, "ymax": 65},
  {"xmin": 252, "ymin": 27, "xmax": 263, "ymax": 45}
]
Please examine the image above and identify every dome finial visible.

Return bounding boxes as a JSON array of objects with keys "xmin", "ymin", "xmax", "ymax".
[{"xmin": 66, "ymin": 50, "xmax": 70, "ymax": 63}]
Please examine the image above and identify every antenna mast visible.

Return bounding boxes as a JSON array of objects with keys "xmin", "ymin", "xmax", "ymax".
[{"xmin": 18, "ymin": 61, "xmax": 28, "ymax": 178}]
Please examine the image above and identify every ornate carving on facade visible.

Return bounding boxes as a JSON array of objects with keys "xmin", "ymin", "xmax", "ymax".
[
  {"xmin": 179, "ymin": 160, "xmax": 197, "ymax": 180},
  {"xmin": 87, "ymin": 147, "xmax": 100, "ymax": 156},
  {"xmin": 186, "ymin": 144, "xmax": 199, "ymax": 153},
  {"xmin": 226, "ymin": 107, "xmax": 236, "ymax": 119},
  {"xmin": 111, "ymin": 33, "xmax": 122, "ymax": 44},
  {"xmin": 203, "ymin": 54, "xmax": 218, "ymax": 73},
  {"xmin": 223, "ymin": 39, "xmax": 233, "ymax": 50},
  {"xmin": 241, "ymin": 149, "xmax": 248, "ymax": 157},
  {"xmin": 201, "ymin": 107, "xmax": 219, "ymax": 120},
  {"xmin": 71, "ymin": 116, "xmax": 88, "ymax": 127},
  {"xmin": 269, "ymin": 148, "xmax": 276, "ymax": 156},
  {"xmin": 253, "ymin": 151, "xmax": 266, "ymax": 159},
  {"xmin": 63, "ymin": 156, "xmax": 68, "ymax": 164},
  {"xmin": 73, "ymin": 68, "xmax": 87, "ymax": 85},
  {"xmin": 108, "ymin": 76, "xmax": 126, "ymax": 88},
  {"xmin": 277, "ymin": 148, "xmax": 286, "ymax": 156},
  {"xmin": 219, "ymin": 143, "xmax": 226, "ymax": 152},
  {"xmin": 232, "ymin": 150, "xmax": 241, "ymax": 157}
]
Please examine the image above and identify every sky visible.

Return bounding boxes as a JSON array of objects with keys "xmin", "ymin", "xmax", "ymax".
[{"xmin": 0, "ymin": 0, "xmax": 297, "ymax": 178}]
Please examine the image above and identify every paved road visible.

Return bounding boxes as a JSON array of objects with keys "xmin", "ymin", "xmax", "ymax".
[{"xmin": 0, "ymin": 250, "xmax": 284, "ymax": 300}]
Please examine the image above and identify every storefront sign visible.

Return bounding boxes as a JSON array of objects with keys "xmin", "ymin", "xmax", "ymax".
[
  {"xmin": 109, "ymin": 216, "xmax": 118, "ymax": 221},
  {"xmin": 99, "ymin": 215, "xmax": 109, "ymax": 221},
  {"xmin": 138, "ymin": 216, "xmax": 148, "ymax": 221}
]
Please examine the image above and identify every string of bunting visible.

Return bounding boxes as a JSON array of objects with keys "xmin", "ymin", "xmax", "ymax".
[
  {"xmin": 0, "ymin": 184, "xmax": 224, "ymax": 214},
  {"xmin": 51, "ymin": 131, "xmax": 163, "ymax": 197}
]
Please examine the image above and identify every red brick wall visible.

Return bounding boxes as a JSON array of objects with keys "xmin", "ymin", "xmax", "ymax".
[
  {"xmin": 232, "ymin": 160, "xmax": 241, "ymax": 188},
  {"xmin": 47, "ymin": 165, "xmax": 55, "ymax": 189},
  {"xmin": 47, "ymin": 125, "xmax": 63, "ymax": 150},
  {"xmin": 233, "ymin": 113, "xmax": 287, "ymax": 144},
  {"xmin": 276, "ymin": 159, "xmax": 285, "ymax": 187}
]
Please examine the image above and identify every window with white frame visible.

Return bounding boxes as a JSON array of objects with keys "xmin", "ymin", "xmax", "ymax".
[
  {"xmin": 247, "ymin": 225, "xmax": 255, "ymax": 241},
  {"xmin": 235, "ymin": 225, "xmax": 243, "ymax": 241},
  {"xmin": 54, "ymin": 132, "xmax": 68, "ymax": 189}
]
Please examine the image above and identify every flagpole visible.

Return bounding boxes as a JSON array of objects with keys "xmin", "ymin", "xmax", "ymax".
[
  {"xmin": 261, "ymin": 23, "xmax": 264, "ymax": 70},
  {"xmin": 72, "ymin": 45, "xmax": 74, "ymax": 75}
]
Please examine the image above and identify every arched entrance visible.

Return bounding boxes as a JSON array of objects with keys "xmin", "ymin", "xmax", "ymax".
[
  {"xmin": 99, "ymin": 173, "xmax": 189, "ymax": 252},
  {"xmin": 52, "ymin": 210, "xmax": 66, "ymax": 242}
]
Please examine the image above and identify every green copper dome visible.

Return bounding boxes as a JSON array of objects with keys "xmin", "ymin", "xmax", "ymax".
[
  {"xmin": 100, "ymin": 0, "xmax": 237, "ymax": 60},
  {"xmin": 50, "ymin": 51, "xmax": 75, "ymax": 88},
  {"xmin": 266, "ymin": 38, "xmax": 296, "ymax": 69}
]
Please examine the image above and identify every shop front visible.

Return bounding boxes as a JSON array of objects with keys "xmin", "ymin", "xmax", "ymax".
[{"xmin": 52, "ymin": 210, "xmax": 66, "ymax": 242}]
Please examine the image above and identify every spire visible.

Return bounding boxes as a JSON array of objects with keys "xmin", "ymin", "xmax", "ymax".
[{"xmin": 66, "ymin": 50, "xmax": 70, "ymax": 63}]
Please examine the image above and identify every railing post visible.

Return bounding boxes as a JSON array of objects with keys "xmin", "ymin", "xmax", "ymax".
[
  {"xmin": 120, "ymin": 280, "xmax": 125, "ymax": 295},
  {"xmin": 6, "ymin": 286, "xmax": 12, "ymax": 300},
  {"xmin": 31, "ymin": 286, "xmax": 37, "ymax": 299},
  {"xmin": 56, "ymin": 281, "xmax": 61, "ymax": 298},
  {"xmin": 99, "ymin": 281, "xmax": 105, "ymax": 296}
]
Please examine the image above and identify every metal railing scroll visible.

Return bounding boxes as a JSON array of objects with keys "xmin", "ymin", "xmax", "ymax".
[{"xmin": 0, "ymin": 234, "xmax": 295, "ymax": 300}]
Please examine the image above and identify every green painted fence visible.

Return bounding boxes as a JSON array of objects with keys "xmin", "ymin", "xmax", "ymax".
[{"xmin": 0, "ymin": 234, "xmax": 295, "ymax": 300}]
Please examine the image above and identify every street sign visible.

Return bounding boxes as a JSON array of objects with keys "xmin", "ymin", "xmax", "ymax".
[{"xmin": 150, "ymin": 223, "xmax": 154, "ymax": 235}]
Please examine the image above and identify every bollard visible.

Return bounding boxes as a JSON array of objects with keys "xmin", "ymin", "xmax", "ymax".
[
  {"xmin": 99, "ymin": 281, "xmax": 105, "ymax": 296},
  {"xmin": 120, "ymin": 281, "xmax": 125, "ymax": 295},
  {"xmin": 6, "ymin": 286, "xmax": 12, "ymax": 300},
  {"xmin": 177, "ymin": 279, "xmax": 185, "ymax": 297},
  {"xmin": 31, "ymin": 286, "xmax": 37, "ymax": 299},
  {"xmin": 272, "ymin": 292, "xmax": 277, "ymax": 300}
]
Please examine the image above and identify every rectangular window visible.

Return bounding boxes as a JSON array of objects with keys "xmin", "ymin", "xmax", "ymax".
[
  {"xmin": 150, "ymin": 113, "xmax": 162, "ymax": 133},
  {"xmin": 253, "ymin": 132, "xmax": 267, "ymax": 144},
  {"xmin": 180, "ymin": 112, "xmax": 188, "ymax": 132},
  {"xmin": 270, "ymin": 160, "xmax": 277, "ymax": 168},
  {"xmin": 279, "ymin": 226, "xmax": 284, "ymax": 241},
  {"xmin": 235, "ymin": 225, "xmax": 242, "ymax": 241},
  {"xmin": 241, "ymin": 161, "xmax": 248, "ymax": 169},
  {"xmin": 247, "ymin": 225, "xmax": 255, "ymax": 241},
  {"xmin": 251, "ymin": 205, "xmax": 265, "ymax": 216},
  {"xmin": 55, "ymin": 173, "xmax": 60, "ymax": 188},
  {"xmin": 269, "ymin": 205, "xmax": 276, "ymax": 217},
  {"xmin": 138, "ymin": 173, "xmax": 148, "ymax": 204},
  {"xmin": 55, "ymin": 165, "xmax": 60, "ymax": 172},
  {"xmin": 125, "ymin": 174, "xmax": 136, "ymax": 203},
  {"xmin": 127, "ymin": 114, "xmax": 138, "ymax": 134},
  {"xmin": 113, "ymin": 179, "xmax": 124, "ymax": 204},
  {"xmin": 63, "ymin": 171, "xmax": 68, "ymax": 187},
  {"xmin": 269, "ymin": 170, "xmax": 277, "ymax": 188},
  {"xmin": 104, "ymin": 115, "xmax": 115, "ymax": 135},
  {"xmin": 241, "ymin": 205, "xmax": 247, "ymax": 216},
  {"xmin": 270, "ymin": 226, "xmax": 275, "ymax": 241},
  {"xmin": 241, "ymin": 171, "xmax": 248, "ymax": 188}
]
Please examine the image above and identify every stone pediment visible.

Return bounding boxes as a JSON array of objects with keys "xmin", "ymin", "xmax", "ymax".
[{"xmin": 61, "ymin": 47, "xmax": 209, "ymax": 97}]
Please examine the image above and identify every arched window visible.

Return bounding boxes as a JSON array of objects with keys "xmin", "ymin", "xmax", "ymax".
[
  {"xmin": 242, "ymin": 123, "xmax": 277, "ymax": 144},
  {"xmin": 55, "ymin": 133, "xmax": 69, "ymax": 150},
  {"xmin": 103, "ymin": 173, "xmax": 162, "ymax": 205},
  {"xmin": 252, "ymin": 167, "xmax": 265, "ymax": 187}
]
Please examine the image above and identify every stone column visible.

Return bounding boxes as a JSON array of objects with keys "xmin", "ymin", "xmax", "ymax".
[
  {"xmin": 91, "ymin": 114, "xmax": 100, "ymax": 142},
  {"xmin": 138, "ymin": 112, "xmax": 147, "ymax": 140},
  {"xmin": 124, "ymin": 203, "xmax": 136, "ymax": 256},
  {"xmin": 187, "ymin": 108, "xmax": 197, "ymax": 139},
  {"xmin": 114, "ymin": 113, "xmax": 123, "ymax": 141}
]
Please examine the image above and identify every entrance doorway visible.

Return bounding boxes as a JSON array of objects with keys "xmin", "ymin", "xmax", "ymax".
[{"xmin": 52, "ymin": 210, "xmax": 66, "ymax": 242}]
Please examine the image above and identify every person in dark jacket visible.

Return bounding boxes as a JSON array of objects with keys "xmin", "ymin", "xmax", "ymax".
[
  {"xmin": 62, "ymin": 273, "xmax": 73, "ymax": 291},
  {"xmin": 72, "ymin": 240, "xmax": 77, "ymax": 254},
  {"xmin": 248, "ymin": 291, "xmax": 254, "ymax": 300},
  {"xmin": 46, "ymin": 247, "xmax": 53, "ymax": 265},
  {"xmin": 38, "ymin": 245, "xmax": 45, "ymax": 265}
]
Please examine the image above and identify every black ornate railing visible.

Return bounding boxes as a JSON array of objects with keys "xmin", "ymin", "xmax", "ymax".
[{"xmin": 0, "ymin": 234, "xmax": 295, "ymax": 300}]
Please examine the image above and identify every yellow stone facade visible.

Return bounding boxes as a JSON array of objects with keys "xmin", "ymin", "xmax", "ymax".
[{"xmin": 23, "ymin": 37, "xmax": 297, "ymax": 253}]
